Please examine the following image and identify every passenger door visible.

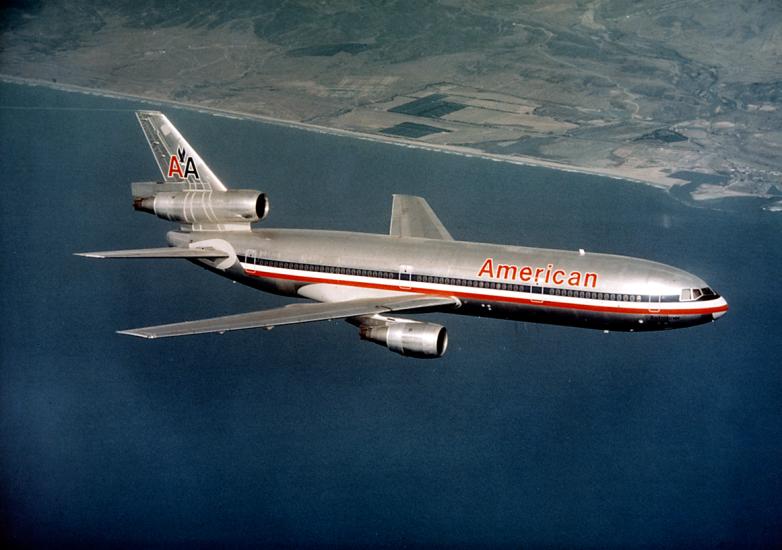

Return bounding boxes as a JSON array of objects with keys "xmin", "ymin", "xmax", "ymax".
[
  {"xmin": 530, "ymin": 284, "xmax": 544, "ymax": 303},
  {"xmin": 246, "ymin": 249, "xmax": 256, "ymax": 266},
  {"xmin": 399, "ymin": 264, "xmax": 413, "ymax": 290}
]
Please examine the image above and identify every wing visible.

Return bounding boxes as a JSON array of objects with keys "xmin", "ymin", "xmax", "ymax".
[
  {"xmin": 389, "ymin": 194, "xmax": 453, "ymax": 240},
  {"xmin": 118, "ymin": 294, "xmax": 459, "ymax": 339},
  {"xmin": 136, "ymin": 111, "xmax": 227, "ymax": 191},
  {"xmin": 75, "ymin": 247, "xmax": 229, "ymax": 259}
]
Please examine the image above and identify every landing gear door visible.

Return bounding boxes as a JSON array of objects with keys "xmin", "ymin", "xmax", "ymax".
[{"xmin": 399, "ymin": 264, "xmax": 413, "ymax": 290}]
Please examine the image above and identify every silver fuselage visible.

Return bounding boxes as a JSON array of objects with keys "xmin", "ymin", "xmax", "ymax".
[{"xmin": 169, "ymin": 228, "xmax": 728, "ymax": 332}]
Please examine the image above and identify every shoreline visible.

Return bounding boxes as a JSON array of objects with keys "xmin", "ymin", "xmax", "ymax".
[{"xmin": 0, "ymin": 74, "xmax": 717, "ymax": 195}]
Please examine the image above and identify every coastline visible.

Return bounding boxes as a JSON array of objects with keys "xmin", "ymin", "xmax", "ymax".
[{"xmin": 0, "ymin": 74, "xmax": 704, "ymax": 193}]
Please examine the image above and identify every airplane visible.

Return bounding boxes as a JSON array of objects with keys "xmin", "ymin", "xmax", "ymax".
[{"xmin": 77, "ymin": 111, "xmax": 729, "ymax": 358}]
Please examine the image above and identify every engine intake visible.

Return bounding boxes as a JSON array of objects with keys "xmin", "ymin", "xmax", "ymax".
[
  {"xmin": 134, "ymin": 190, "xmax": 269, "ymax": 225},
  {"xmin": 360, "ymin": 321, "xmax": 448, "ymax": 358}
]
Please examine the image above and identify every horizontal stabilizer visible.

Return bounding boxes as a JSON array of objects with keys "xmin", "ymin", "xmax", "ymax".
[
  {"xmin": 390, "ymin": 194, "xmax": 453, "ymax": 240},
  {"xmin": 131, "ymin": 181, "xmax": 189, "ymax": 198},
  {"xmin": 75, "ymin": 247, "xmax": 229, "ymax": 259},
  {"xmin": 118, "ymin": 294, "xmax": 459, "ymax": 339}
]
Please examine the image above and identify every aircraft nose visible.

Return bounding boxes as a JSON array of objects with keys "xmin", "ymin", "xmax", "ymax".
[{"xmin": 712, "ymin": 297, "xmax": 729, "ymax": 320}]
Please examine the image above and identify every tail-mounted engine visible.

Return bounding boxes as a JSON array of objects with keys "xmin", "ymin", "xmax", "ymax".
[
  {"xmin": 359, "ymin": 320, "xmax": 448, "ymax": 358},
  {"xmin": 131, "ymin": 182, "xmax": 269, "ymax": 230}
]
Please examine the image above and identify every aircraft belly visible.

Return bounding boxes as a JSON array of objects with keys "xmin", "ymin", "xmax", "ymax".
[{"xmin": 455, "ymin": 299, "xmax": 713, "ymax": 332}]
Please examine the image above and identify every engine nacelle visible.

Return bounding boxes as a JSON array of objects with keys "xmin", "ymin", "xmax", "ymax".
[
  {"xmin": 134, "ymin": 190, "xmax": 269, "ymax": 225},
  {"xmin": 359, "ymin": 321, "xmax": 448, "ymax": 358}
]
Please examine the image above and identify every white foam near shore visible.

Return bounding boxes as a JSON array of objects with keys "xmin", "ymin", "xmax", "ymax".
[{"xmin": 690, "ymin": 184, "xmax": 759, "ymax": 201}]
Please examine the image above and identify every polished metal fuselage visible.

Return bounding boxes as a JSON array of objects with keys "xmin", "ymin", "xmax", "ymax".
[{"xmin": 168, "ymin": 228, "xmax": 728, "ymax": 332}]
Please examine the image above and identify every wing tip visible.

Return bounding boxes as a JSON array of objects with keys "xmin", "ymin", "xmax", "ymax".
[
  {"xmin": 117, "ymin": 329, "xmax": 157, "ymax": 339},
  {"xmin": 74, "ymin": 252, "xmax": 105, "ymax": 258}
]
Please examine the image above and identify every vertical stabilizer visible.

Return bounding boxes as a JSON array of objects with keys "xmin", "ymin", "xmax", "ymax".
[{"xmin": 136, "ymin": 111, "xmax": 227, "ymax": 191}]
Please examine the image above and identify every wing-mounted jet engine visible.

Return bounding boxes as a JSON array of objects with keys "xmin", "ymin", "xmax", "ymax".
[{"xmin": 353, "ymin": 316, "xmax": 448, "ymax": 359}]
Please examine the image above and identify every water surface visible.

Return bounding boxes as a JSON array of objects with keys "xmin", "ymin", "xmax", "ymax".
[{"xmin": 1, "ymin": 82, "xmax": 780, "ymax": 546}]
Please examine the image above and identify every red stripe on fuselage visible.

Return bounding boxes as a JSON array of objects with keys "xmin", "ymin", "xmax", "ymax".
[{"xmin": 244, "ymin": 268, "xmax": 728, "ymax": 317}]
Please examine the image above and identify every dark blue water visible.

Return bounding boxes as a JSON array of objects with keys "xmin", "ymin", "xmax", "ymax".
[{"xmin": 1, "ymin": 82, "xmax": 781, "ymax": 546}]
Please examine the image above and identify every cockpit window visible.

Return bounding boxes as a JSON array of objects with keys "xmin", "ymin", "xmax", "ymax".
[{"xmin": 680, "ymin": 287, "xmax": 720, "ymax": 302}]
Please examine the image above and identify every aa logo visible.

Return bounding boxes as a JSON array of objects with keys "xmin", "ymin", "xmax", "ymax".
[{"xmin": 168, "ymin": 147, "xmax": 200, "ymax": 180}]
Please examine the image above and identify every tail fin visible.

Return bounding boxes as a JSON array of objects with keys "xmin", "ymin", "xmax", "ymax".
[
  {"xmin": 131, "ymin": 111, "xmax": 268, "ymax": 232},
  {"xmin": 136, "ymin": 111, "xmax": 227, "ymax": 191}
]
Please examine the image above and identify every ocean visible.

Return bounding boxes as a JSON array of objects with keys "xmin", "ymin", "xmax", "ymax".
[{"xmin": 1, "ymin": 82, "xmax": 780, "ymax": 546}]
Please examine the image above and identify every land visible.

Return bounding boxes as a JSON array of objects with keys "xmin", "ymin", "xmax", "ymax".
[{"xmin": 1, "ymin": 0, "xmax": 781, "ymax": 209}]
